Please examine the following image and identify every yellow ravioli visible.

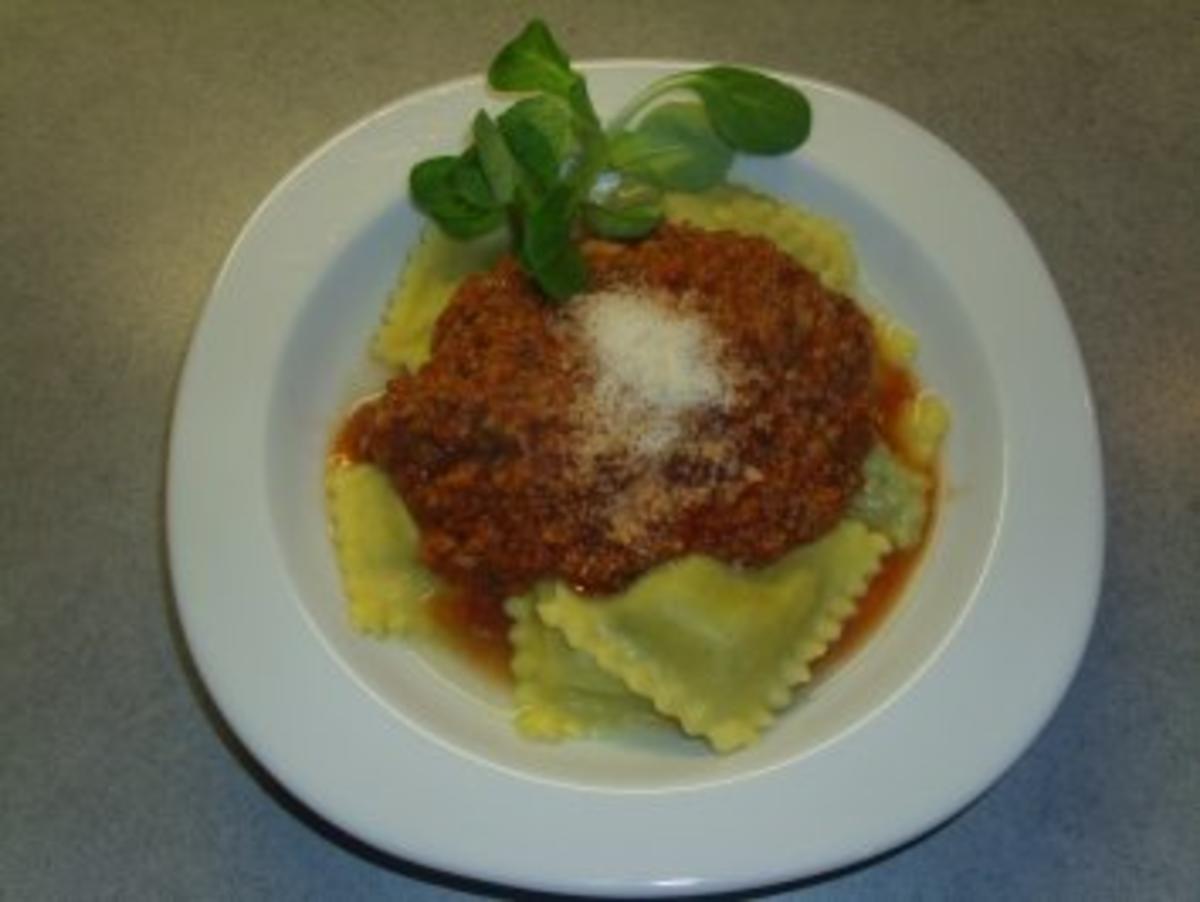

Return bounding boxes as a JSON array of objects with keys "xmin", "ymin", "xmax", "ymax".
[
  {"xmin": 507, "ymin": 595, "xmax": 666, "ymax": 741},
  {"xmin": 896, "ymin": 394, "xmax": 951, "ymax": 469},
  {"xmin": 326, "ymin": 462, "xmax": 441, "ymax": 635},
  {"xmin": 537, "ymin": 521, "xmax": 891, "ymax": 752},
  {"xmin": 849, "ymin": 445, "xmax": 932, "ymax": 550}
]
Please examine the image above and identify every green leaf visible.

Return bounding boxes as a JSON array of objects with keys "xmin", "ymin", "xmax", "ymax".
[
  {"xmin": 488, "ymin": 19, "xmax": 599, "ymax": 126},
  {"xmin": 689, "ymin": 66, "xmax": 811, "ymax": 154},
  {"xmin": 409, "ymin": 25, "xmax": 817, "ymax": 303},
  {"xmin": 521, "ymin": 183, "xmax": 577, "ymax": 270},
  {"xmin": 498, "ymin": 96, "xmax": 577, "ymax": 190},
  {"xmin": 488, "ymin": 19, "xmax": 578, "ymax": 99},
  {"xmin": 584, "ymin": 175, "xmax": 663, "ymax": 238},
  {"xmin": 608, "ymin": 102, "xmax": 733, "ymax": 191},
  {"xmin": 565, "ymin": 77, "xmax": 601, "ymax": 127},
  {"xmin": 450, "ymin": 148, "xmax": 497, "ymax": 210},
  {"xmin": 409, "ymin": 156, "xmax": 504, "ymax": 240},
  {"xmin": 472, "ymin": 111, "xmax": 517, "ymax": 206},
  {"xmin": 529, "ymin": 241, "xmax": 588, "ymax": 301},
  {"xmin": 561, "ymin": 121, "xmax": 607, "ymax": 200},
  {"xmin": 521, "ymin": 183, "xmax": 587, "ymax": 300},
  {"xmin": 583, "ymin": 201, "xmax": 662, "ymax": 239}
]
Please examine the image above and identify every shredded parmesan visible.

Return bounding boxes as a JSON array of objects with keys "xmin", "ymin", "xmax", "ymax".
[{"xmin": 571, "ymin": 290, "xmax": 734, "ymax": 456}]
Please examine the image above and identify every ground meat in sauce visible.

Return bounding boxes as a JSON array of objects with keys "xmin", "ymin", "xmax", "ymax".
[{"xmin": 363, "ymin": 224, "xmax": 878, "ymax": 599}]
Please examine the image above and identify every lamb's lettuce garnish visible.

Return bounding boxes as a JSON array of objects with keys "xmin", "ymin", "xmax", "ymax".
[{"xmin": 410, "ymin": 19, "xmax": 812, "ymax": 301}]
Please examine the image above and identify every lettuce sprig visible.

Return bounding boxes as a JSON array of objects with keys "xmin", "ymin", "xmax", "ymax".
[{"xmin": 410, "ymin": 20, "xmax": 811, "ymax": 301}]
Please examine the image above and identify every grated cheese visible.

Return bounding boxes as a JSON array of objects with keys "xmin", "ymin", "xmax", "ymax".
[{"xmin": 571, "ymin": 290, "xmax": 735, "ymax": 456}]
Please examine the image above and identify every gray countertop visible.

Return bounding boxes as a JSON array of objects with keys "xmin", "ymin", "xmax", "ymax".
[{"xmin": 3, "ymin": 1, "xmax": 1197, "ymax": 898}]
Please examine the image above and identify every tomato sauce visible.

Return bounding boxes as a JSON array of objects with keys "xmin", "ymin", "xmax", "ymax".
[
  {"xmin": 329, "ymin": 395, "xmax": 381, "ymax": 467},
  {"xmin": 427, "ymin": 588, "xmax": 513, "ymax": 683},
  {"xmin": 817, "ymin": 491, "xmax": 937, "ymax": 673}
]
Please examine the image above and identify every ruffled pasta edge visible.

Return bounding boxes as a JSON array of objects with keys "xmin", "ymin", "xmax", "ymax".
[
  {"xmin": 326, "ymin": 462, "xmax": 440, "ymax": 636},
  {"xmin": 507, "ymin": 594, "xmax": 667, "ymax": 741},
  {"xmin": 538, "ymin": 523, "xmax": 892, "ymax": 752}
]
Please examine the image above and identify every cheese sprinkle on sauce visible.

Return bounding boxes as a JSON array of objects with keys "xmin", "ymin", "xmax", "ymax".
[{"xmin": 571, "ymin": 290, "xmax": 736, "ymax": 458}]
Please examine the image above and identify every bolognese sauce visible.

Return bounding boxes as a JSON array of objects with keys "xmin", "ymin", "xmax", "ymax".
[{"xmin": 348, "ymin": 225, "xmax": 887, "ymax": 596}]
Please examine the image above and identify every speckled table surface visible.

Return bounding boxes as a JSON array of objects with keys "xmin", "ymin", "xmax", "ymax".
[{"xmin": 3, "ymin": 1, "xmax": 1197, "ymax": 898}]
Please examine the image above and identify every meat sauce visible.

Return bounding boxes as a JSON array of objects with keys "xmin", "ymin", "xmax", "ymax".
[
  {"xmin": 330, "ymin": 226, "xmax": 937, "ymax": 680},
  {"xmin": 365, "ymin": 226, "xmax": 877, "ymax": 596}
]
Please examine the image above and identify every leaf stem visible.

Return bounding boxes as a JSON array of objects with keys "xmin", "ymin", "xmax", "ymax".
[{"xmin": 605, "ymin": 73, "xmax": 691, "ymax": 135}]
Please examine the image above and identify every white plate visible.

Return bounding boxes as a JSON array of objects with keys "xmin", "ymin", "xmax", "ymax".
[{"xmin": 168, "ymin": 63, "xmax": 1103, "ymax": 895}]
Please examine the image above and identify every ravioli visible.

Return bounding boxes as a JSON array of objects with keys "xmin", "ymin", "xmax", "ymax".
[
  {"xmin": 326, "ymin": 462, "xmax": 440, "ymax": 635},
  {"xmin": 896, "ymin": 394, "xmax": 950, "ymax": 468},
  {"xmin": 849, "ymin": 445, "xmax": 932, "ymax": 550},
  {"xmin": 507, "ymin": 595, "xmax": 666, "ymax": 740},
  {"xmin": 537, "ymin": 521, "xmax": 891, "ymax": 752}
]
